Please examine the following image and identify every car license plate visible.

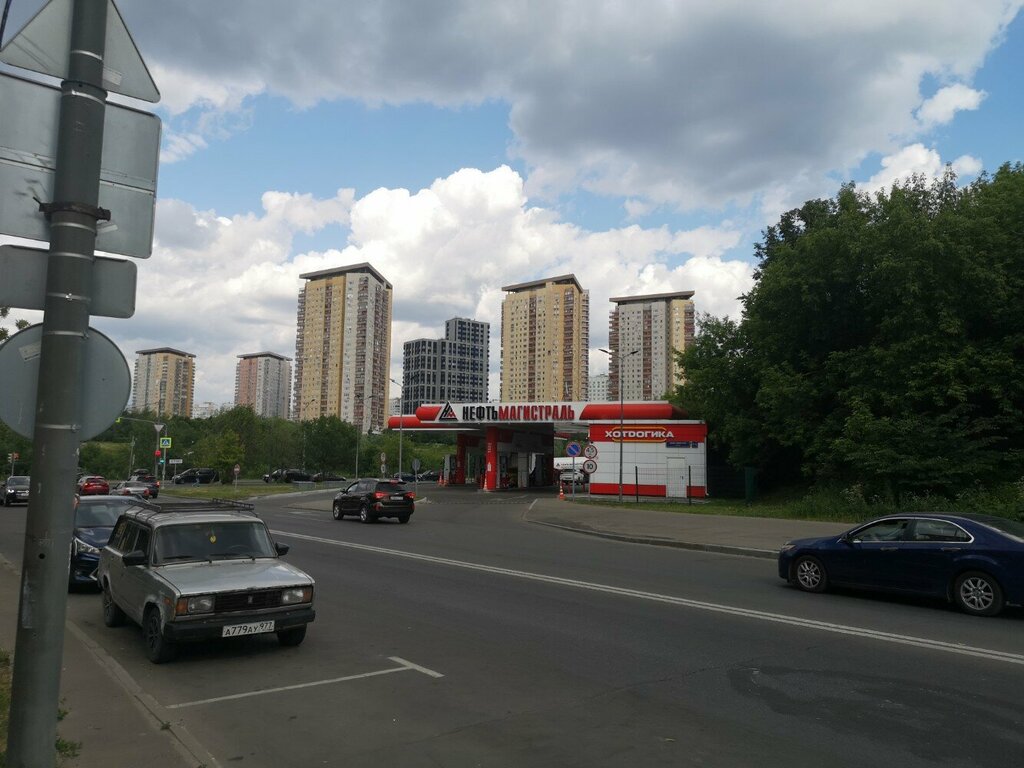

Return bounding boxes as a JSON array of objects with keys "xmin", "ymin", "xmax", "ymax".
[
  {"xmin": 221, "ymin": 620, "xmax": 275, "ymax": 637},
  {"xmin": 391, "ymin": 495, "xmax": 405, "ymax": 501}
]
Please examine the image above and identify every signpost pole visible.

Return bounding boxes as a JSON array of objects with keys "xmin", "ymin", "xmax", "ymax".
[{"xmin": 8, "ymin": 3, "xmax": 108, "ymax": 764}]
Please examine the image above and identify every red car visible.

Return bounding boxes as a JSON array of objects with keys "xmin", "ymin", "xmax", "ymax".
[{"xmin": 77, "ymin": 475, "xmax": 110, "ymax": 496}]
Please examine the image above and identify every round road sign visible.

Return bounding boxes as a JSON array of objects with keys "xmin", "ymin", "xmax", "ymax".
[
  {"xmin": 582, "ymin": 459, "xmax": 598, "ymax": 475},
  {"xmin": 566, "ymin": 442, "xmax": 582, "ymax": 457},
  {"xmin": 0, "ymin": 324, "xmax": 130, "ymax": 441},
  {"xmin": 583, "ymin": 444, "xmax": 599, "ymax": 459}
]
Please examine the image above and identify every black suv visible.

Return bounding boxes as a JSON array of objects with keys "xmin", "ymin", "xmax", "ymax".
[
  {"xmin": 333, "ymin": 479, "xmax": 415, "ymax": 524},
  {"xmin": 263, "ymin": 468, "xmax": 312, "ymax": 483},
  {"xmin": 171, "ymin": 468, "xmax": 219, "ymax": 485},
  {"xmin": 2, "ymin": 475, "xmax": 30, "ymax": 506}
]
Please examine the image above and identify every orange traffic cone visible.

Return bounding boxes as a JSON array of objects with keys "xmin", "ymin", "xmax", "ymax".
[{"xmin": 559, "ymin": 483, "xmax": 565, "ymax": 500}]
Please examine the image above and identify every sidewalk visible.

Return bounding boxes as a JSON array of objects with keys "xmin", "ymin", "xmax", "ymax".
[
  {"xmin": 0, "ymin": 560, "xmax": 213, "ymax": 768},
  {"xmin": 524, "ymin": 497, "xmax": 850, "ymax": 558}
]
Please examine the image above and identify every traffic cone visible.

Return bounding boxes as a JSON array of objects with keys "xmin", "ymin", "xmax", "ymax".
[{"xmin": 559, "ymin": 483, "xmax": 565, "ymax": 500}]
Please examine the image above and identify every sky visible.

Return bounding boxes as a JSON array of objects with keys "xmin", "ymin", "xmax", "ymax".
[{"xmin": 1, "ymin": 0, "xmax": 1022, "ymax": 410}]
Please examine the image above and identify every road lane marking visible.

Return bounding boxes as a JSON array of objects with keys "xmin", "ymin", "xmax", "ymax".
[
  {"xmin": 272, "ymin": 530, "xmax": 1024, "ymax": 667},
  {"xmin": 166, "ymin": 656, "xmax": 443, "ymax": 709}
]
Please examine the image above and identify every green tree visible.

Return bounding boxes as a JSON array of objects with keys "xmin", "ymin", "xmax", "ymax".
[{"xmin": 673, "ymin": 163, "xmax": 1024, "ymax": 497}]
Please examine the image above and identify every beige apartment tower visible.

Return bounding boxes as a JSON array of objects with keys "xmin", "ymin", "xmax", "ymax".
[
  {"xmin": 500, "ymin": 274, "xmax": 589, "ymax": 402},
  {"xmin": 235, "ymin": 352, "xmax": 292, "ymax": 419},
  {"xmin": 293, "ymin": 263, "xmax": 392, "ymax": 431},
  {"xmin": 608, "ymin": 291, "xmax": 695, "ymax": 400},
  {"xmin": 131, "ymin": 347, "xmax": 196, "ymax": 418}
]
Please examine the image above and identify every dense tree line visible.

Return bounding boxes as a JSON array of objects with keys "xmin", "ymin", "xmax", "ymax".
[
  {"xmin": 673, "ymin": 163, "xmax": 1024, "ymax": 499},
  {"xmin": 0, "ymin": 406, "xmax": 455, "ymax": 483}
]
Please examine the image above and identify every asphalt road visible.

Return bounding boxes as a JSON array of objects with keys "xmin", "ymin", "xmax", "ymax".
[{"xmin": 2, "ymin": 488, "xmax": 1023, "ymax": 767}]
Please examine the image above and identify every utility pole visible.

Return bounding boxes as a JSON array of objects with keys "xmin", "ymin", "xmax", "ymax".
[{"xmin": 7, "ymin": 3, "xmax": 108, "ymax": 765}]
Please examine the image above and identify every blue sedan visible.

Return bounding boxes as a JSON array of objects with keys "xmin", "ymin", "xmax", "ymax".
[
  {"xmin": 778, "ymin": 513, "xmax": 1024, "ymax": 616},
  {"xmin": 70, "ymin": 495, "xmax": 154, "ymax": 589}
]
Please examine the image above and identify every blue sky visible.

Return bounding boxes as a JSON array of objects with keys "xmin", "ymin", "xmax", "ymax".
[{"xmin": 2, "ymin": 0, "xmax": 1022, "ymax": 408}]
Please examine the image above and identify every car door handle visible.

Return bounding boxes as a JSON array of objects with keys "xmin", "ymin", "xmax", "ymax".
[
  {"xmin": 880, "ymin": 547, "xmax": 898, "ymax": 552},
  {"xmin": 941, "ymin": 547, "xmax": 962, "ymax": 553}
]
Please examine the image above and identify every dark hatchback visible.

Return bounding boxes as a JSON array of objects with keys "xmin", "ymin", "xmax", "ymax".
[
  {"xmin": 333, "ymin": 479, "xmax": 415, "ymax": 523},
  {"xmin": 70, "ymin": 495, "xmax": 155, "ymax": 589},
  {"xmin": 779, "ymin": 513, "xmax": 1024, "ymax": 616},
  {"xmin": 2, "ymin": 475, "xmax": 30, "ymax": 506}
]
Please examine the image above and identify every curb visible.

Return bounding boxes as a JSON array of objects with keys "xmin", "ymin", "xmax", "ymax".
[{"xmin": 526, "ymin": 518, "xmax": 779, "ymax": 560}]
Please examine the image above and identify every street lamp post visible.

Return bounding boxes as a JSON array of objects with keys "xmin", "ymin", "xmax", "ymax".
[
  {"xmin": 599, "ymin": 347, "xmax": 639, "ymax": 502},
  {"xmin": 390, "ymin": 378, "xmax": 404, "ymax": 479}
]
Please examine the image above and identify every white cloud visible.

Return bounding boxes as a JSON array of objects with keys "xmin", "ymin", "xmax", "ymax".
[
  {"xmin": 85, "ymin": 167, "xmax": 751, "ymax": 404},
  {"xmin": 111, "ymin": 0, "xmax": 1019, "ymax": 213},
  {"xmin": 863, "ymin": 144, "xmax": 983, "ymax": 192},
  {"xmin": 917, "ymin": 83, "xmax": 987, "ymax": 126}
]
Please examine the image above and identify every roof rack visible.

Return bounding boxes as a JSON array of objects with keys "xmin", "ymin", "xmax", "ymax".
[{"xmin": 132, "ymin": 498, "xmax": 257, "ymax": 523}]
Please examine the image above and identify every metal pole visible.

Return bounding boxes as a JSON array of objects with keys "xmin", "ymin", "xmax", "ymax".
[
  {"xmin": 8, "ymin": 3, "xmax": 108, "ymax": 765},
  {"xmin": 618, "ymin": 358, "xmax": 624, "ymax": 502},
  {"xmin": 391, "ymin": 378, "xmax": 403, "ymax": 478}
]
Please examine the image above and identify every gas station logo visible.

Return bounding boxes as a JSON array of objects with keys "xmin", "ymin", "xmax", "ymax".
[{"xmin": 438, "ymin": 402, "xmax": 458, "ymax": 421}]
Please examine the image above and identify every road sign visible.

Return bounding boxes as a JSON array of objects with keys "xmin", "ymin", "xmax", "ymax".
[
  {"xmin": 566, "ymin": 442, "xmax": 582, "ymax": 457},
  {"xmin": 412, "ymin": 458, "xmax": 421, "ymax": 472},
  {"xmin": 380, "ymin": 452, "xmax": 386, "ymax": 462},
  {"xmin": 168, "ymin": 458, "xmax": 183, "ymax": 465},
  {"xmin": 0, "ymin": 0, "xmax": 160, "ymax": 102},
  {"xmin": 583, "ymin": 444, "xmax": 599, "ymax": 459},
  {"xmin": 159, "ymin": 437, "xmax": 172, "ymax": 448},
  {"xmin": 0, "ymin": 324, "xmax": 130, "ymax": 440},
  {"xmin": 0, "ymin": 245, "xmax": 137, "ymax": 317},
  {"xmin": 233, "ymin": 464, "xmax": 241, "ymax": 477},
  {"xmin": 0, "ymin": 71, "xmax": 160, "ymax": 258},
  {"xmin": 582, "ymin": 459, "xmax": 598, "ymax": 475}
]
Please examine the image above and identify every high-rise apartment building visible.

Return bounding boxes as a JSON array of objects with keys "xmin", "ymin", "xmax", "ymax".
[
  {"xmin": 235, "ymin": 352, "xmax": 292, "ymax": 419},
  {"xmin": 403, "ymin": 317, "xmax": 489, "ymax": 413},
  {"xmin": 608, "ymin": 291, "xmax": 695, "ymax": 400},
  {"xmin": 588, "ymin": 373, "xmax": 609, "ymax": 401},
  {"xmin": 131, "ymin": 347, "xmax": 196, "ymax": 418},
  {"xmin": 293, "ymin": 263, "xmax": 392, "ymax": 431},
  {"xmin": 500, "ymin": 275, "xmax": 589, "ymax": 402}
]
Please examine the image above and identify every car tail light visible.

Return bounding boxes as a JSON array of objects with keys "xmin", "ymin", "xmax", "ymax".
[
  {"xmin": 405, "ymin": 492, "xmax": 415, "ymax": 500},
  {"xmin": 373, "ymin": 491, "xmax": 387, "ymax": 500}
]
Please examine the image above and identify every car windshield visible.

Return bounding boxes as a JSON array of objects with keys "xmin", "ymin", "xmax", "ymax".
[
  {"xmin": 152, "ymin": 521, "xmax": 277, "ymax": 564},
  {"xmin": 75, "ymin": 500, "xmax": 133, "ymax": 527},
  {"xmin": 7, "ymin": 476, "xmax": 29, "ymax": 488},
  {"xmin": 975, "ymin": 516, "xmax": 1024, "ymax": 542}
]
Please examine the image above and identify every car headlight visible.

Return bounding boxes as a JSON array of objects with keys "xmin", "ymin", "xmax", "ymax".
[
  {"xmin": 779, "ymin": 543, "xmax": 796, "ymax": 553},
  {"xmin": 281, "ymin": 586, "xmax": 313, "ymax": 605},
  {"xmin": 176, "ymin": 595, "xmax": 215, "ymax": 615},
  {"xmin": 73, "ymin": 538, "xmax": 101, "ymax": 556}
]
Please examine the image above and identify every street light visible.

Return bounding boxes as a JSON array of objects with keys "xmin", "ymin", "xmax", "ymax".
[
  {"xmin": 390, "ymin": 378, "xmax": 404, "ymax": 479},
  {"xmin": 599, "ymin": 347, "xmax": 640, "ymax": 502}
]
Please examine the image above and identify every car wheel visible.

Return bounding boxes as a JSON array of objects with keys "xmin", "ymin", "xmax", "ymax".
[
  {"xmin": 277, "ymin": 626, "xmax": 307, "ymax": 647},
  {"xmin": 101, "ymin": 583, "xmax": 125, "ymax": 627},
  {"xmin": 332, "ymin": 502, "xmax": 344, "ymax": 520},
  {"xmin": 143, "ymin": 607, "xmax": 177, "ymax": 663},
  {"xmin": 398, "ymin": 514, "xmax": 410, "ymax": 524},
  {"xmin": 953, "ymin": 571, "xmax": 1004, "ymax": 617},
  {"xmin": 791, "ymin": 555, "xmax": 828, "ymax": 593},
  {"xmin": 359, "ymin": 503, "xmax": 374, "ymax": 523}
]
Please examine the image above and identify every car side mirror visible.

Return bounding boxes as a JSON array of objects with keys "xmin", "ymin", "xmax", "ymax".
[
  {"xmin": 275, "ymin": 542, "xmax": 290, "ymax": 556},
  {"xmin": 122, "ymin": 549, "xmax": 147, "ymax": 566}
]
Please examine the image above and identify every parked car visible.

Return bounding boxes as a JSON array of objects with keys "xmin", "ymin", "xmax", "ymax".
[
  {"xmin": 128, "ymin": 473, "xmax": 160, "ymax": 498},
  {"xmin": 559, "ymin": 470, "xmax": 587, "ymax": 487},
  {"xmin": 417, "ymin": 470, "xmax": 440, "ymax": 482},
  {"xmin": 70, "ymin": 495, "xmax": 154, "ymax": 589},
  {"xmin": 1, "ymin": 475, "xmax": 30, "ymax": 506},
  {"xmin": 77, "ymin": 475, "xmax": 110, "ymax": 496},
  {"xmin": 333, "ymin": 478, "xmax": 415, "ymax": 524},
  {"xmin": 171, "ymin": 467, "xmax": 219, "ymax": 485},
  {"xmin": 98, "ymin": 500, "xmax": 315, "ymax": 663},
  {"xmin": 263, "ymin": 468, "xmax": 313, "ymax": 483},
  {"xmin": 779, "ymin": 513, "xmax": 1024, "ymax": 617},
  {"xmin": 393, "ymin": 472, "xmax": 418, "ymax": 483},
  {"xmin": 312, "ymin": 471, "xmax": 346, "ymax": 483},
  {"xmin": 111, "ymin": 480, "xmax": 153, "ymax": 500}
]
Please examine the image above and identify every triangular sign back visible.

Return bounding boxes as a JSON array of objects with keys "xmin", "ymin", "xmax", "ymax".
[{"xmin": 0, "ymin": 0, "xmax": 159, "ymax": 103}]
